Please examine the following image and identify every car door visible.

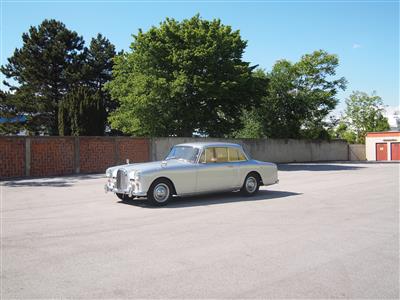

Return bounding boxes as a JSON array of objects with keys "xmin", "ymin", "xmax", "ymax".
[
  {"xmin": 227, "ymin": 147, "xmax": 247, "ymax": 188},
  {"xmin": 196, "ymin": 147, "xmax": 236, "ymax": 193}
]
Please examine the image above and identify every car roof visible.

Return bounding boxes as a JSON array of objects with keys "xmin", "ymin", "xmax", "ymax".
[{"xmin": 175, "ymin": 142, "xmax": 243, "ymax": 149}]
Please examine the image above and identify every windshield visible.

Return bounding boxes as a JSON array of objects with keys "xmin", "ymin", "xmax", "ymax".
[{"xmin": 165, "ymin": 146, "xmax": 199, "ymax": 163}]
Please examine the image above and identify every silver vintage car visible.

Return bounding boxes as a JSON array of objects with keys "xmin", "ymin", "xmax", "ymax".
[{"xmin": 105, "ymin": 142, "xmax": 278, "ymax": 205}]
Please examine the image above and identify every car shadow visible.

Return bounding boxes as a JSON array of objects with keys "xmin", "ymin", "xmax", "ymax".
[
  {"xmin": 118, "ymin": 189, "xmax": 301, "ymax": 209},
  {"xmin": 278, "ymin": 163, "xmax": 365, "ymax": 172}
]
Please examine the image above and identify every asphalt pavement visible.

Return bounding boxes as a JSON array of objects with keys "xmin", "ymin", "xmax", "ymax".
[{"xmin": 1, "ymin": 163, "xmax": 399, "ymax": 298}]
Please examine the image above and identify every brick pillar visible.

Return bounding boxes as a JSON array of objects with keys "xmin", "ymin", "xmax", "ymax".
[
  {"xmin": 74, "ymin": 137, "xmax": 80, "ymax": 174},
  {"xmin": 25, "ymin": 137, "xmax": 31, "ymax": 177}
]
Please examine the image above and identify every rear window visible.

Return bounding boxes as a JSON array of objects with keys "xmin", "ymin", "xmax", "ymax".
[{"xmin": 228, "ymin": 147, "xmax": 247, "ymax": 162}]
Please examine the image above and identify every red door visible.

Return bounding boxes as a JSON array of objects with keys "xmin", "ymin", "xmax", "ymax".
[
  {"xmin": 376, "ymin": 143, "xmax": 388, "ymax": 161},
  {"xmin": 391, "ymin": 143, "xmax": 400, "ymax": 160}
]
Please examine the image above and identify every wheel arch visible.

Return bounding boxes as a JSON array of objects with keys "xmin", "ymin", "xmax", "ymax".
[
  {"xmin": 150, "ymin": 177, "xmax": 177, "ymax": 195},
  {"xmin": 246, "ymin": 170, "xmax": 263, "ymax": 185}
]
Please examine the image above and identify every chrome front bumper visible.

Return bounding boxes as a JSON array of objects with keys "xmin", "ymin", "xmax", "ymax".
[{"xmin": 104, "ymin": 182, "xmax": 147, "ymax": 197}]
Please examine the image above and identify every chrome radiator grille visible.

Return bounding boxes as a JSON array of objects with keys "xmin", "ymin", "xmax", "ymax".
[{"xmin": 116, "ymin": 169, "xmax": 129, "ymax": 190}]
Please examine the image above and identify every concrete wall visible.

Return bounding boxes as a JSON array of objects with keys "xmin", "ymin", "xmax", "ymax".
[
  {"xmin": 150, "ymin": 137, "xmax": 349, "ymax": 163},
  {"xmin": 348, "ymin": 144, "xmax": 366, "ymax": 161}
]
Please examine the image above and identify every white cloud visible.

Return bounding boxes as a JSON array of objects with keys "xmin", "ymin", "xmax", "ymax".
[{"xmin": 352, "ymin": 43, "xmax": 362, "ymax": 49}]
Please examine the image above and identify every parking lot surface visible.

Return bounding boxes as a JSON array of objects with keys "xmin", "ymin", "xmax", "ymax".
[{"xmin": 2, "ymin": 163, "xmax": 399, "ymax": 298}]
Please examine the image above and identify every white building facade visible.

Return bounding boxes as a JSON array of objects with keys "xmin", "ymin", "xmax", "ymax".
[{"xmin": 365, "ymin": 132, "xmax": 400, "ymax": 161}]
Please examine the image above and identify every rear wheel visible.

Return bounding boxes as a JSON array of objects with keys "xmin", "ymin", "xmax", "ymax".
[
  {"xmin": 147, "ymin": 179, "xmax": 172, "ymax": 206},
  {"xmin": 240, "ymin": 172, "xmax": 260, "ymax": 196}
]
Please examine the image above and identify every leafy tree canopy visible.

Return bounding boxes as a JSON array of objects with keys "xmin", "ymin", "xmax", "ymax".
[
  {"xmin": 231, "ymin": 109, "xmax": 264, "ymax": 139},
  {"xmin": 106, "ymin": 15, "xmax": 266, "ymax": 137},
  {"xmin": 263, "ymin": 50, "xmax": 346, "ymax": 139},
  {"xmin": 232, "ymin": 50, "xmax": 346, "ymax": 139},
  {"xmin": 338, "ymin": 91, "xmax": 390, "ymax": 143}
]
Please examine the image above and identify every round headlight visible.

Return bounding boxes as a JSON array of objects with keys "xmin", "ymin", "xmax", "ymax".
[{"xmin": 106, "ymin": 169, "xmax": 112, "ymax": 178}]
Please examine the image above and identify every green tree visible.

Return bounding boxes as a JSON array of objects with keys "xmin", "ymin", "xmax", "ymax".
[
  {"xmin": 342, "ymin": 91, "xmax": 390, "ymax": 143},
  {"xmin": 1, "ymin": 21, "xmax": 117, "ymax": 136},
  {"xmin": 0, "ymin": 91, "xmax": 24, "ymax": 135},
  {"xmin": 334, "ymin": 121, "xmax": 357, "ymax": 144},
  {"xmin": 260, "ymin": 50, "xmax": 347, "ymax": 139},
  {"xmin": 58, "ymin": 86, "xmax": 105, "ymax": 136},
  {"xmin": 73, "ymin": 33, "xmax": 117, "ymax": 135},
  {"xmin": 106, "ymin": 15, "xmax": 266, "ymax": 137},
  {"xmin": 232, "ymin": 109, "xmax": 264, "ymax": 138},
  {"xmin": 230, "ymin": 69, "xmax": 268, "ymax": 138},
  {"xmin": 85, "ymin": 34, "xmax": 116, "ymax": 89},
  {"xmin": 1, "ymin": 19, "xmax": 85, "ymax": 135}
]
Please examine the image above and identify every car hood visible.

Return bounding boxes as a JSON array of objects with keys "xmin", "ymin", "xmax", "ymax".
[{"xmin": 107, "ymin": 159, "xmax": 189, "ymax": 176}]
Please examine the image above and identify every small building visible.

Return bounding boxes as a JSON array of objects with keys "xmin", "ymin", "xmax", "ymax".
[{"xmin": 366, "ymin": 131, "xmax": 400, "ymax": 161}]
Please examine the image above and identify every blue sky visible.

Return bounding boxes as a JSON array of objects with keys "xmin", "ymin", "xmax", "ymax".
[{"xmin": 1, "ymin": 0, "xmax": 399, "ymax": 113}]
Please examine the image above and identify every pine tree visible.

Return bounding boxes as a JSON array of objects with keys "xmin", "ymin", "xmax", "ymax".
[
  {"xmin": 58, "ymin": 34, "xmax": 117, "ymax": 136},
  {"xmin": 1, "ymin": 19, "xmax": 85, "ymax": 135},
  {"xmin": 85, "ymin": 34, "xmax": 118, "ymax": 133}
]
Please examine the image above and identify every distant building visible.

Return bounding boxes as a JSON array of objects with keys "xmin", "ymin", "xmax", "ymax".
[
  {"xmin": 365, "ymin": 131, "xmax": 400, "ymax": 161},
  {"xmin": 0, "ymin": 115, "xmax": 27, "ymax": 135},
  {"xmin": 0, "ymin": 115, "xmax": 27, "ymax": 124}
]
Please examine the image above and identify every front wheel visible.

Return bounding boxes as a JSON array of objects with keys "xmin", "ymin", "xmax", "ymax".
[
  {"xmin": 116, "ymin": 193, "xmax": 132, "ymax": 201},
  {"xmin": 147, "ymin": 179, "xmax": 173, "ymax": 206},
  {"xmin": 240, "ymin": 173, "xmax": 260, "ymax": 196}
]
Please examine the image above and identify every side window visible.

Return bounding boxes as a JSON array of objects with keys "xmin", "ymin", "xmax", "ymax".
[
  {"xmin": 228, "ymin": 148, "xmax": 240, "ymax": 162},
  {"xmin": 214, "ymin": 147, "xmax": 228, "ymax": 163},
  {"xmin": 228, "ymin": 147, "xmax": 247, "ymax": 162},
  {"xmin": 203, "ymin": 147, "xmax": 216, "ymax": 163},
  {"xmin": 200, "ymin": 147, "xmax": 239, "ymax": 163}
]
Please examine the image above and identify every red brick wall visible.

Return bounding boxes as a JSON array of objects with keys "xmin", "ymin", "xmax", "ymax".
[
  {"xmin": 30, "ymin": 138, "xmax": 75, "ymax": 177},
  {"xmin": 0, "ymin": 137, "xmax": 150, "ymax": 178},
  {"xmin": 0, "ymin": 138, "xmax": 25, "ymax": 178},
  {"xmin": 79, "ymin": 137, "xmax": 116, "ymax": 173},
  {"xmin": 116, "ymin": 138, "xmax": 149, "ymax": 165},
  {"xmin": 79, "ymin": 137, "xmax": 150, "ymax": 173}
]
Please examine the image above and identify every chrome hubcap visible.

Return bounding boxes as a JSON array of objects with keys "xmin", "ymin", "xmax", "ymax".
[
  {"xmin": 154, "ymin": 183, "xmax": 170, "ymax": 202},
  {"xmin": 246, "ymin": 176, "xmax": 257, "ymax": 193}
]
